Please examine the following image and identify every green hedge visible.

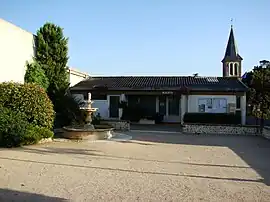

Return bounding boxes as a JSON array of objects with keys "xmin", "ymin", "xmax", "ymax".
[
  {"xmin": 0, "ymin": 107, "xmax": 54, "ymax": 148},
  {"xmin": 0, "ymin": 82, "xmax": 55, "ymax": 147},
  {"xmin": 24, "ymin": 124, "xmax": 54, "ymax": 144},
  {"xmin": 0, "ymin": 82, "xmax": 54, "ymax": 129},
  {"xmin": 0, "ymin": 107, "xmax": 29, "ymax": 147},
  {"xmin": 183, "ymin": 113, "xmax": 241, "ymax": 124}
]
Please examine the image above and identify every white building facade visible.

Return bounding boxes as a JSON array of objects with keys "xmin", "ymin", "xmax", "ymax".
[
  {"xmin": 0, "ymin": 18, "xmax": 89, "ymax": 86},
  {"xmin": 0, "ymin": 18, "xmax": 35, "ymax": 83}
]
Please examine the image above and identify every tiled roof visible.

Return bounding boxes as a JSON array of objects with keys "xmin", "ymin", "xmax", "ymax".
[{"xmin": 71, "ymin": 76, "xmax": 248, "ymax": 92}]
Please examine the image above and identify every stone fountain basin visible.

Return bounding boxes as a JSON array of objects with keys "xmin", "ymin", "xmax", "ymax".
[{"xmin": 62, "ymin": 125, "xmax": 114, "ymax": 141}]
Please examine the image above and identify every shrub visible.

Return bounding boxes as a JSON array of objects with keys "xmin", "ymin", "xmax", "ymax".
[
  {"xmin": 154, "ymin": 113, "xmax": 164, "ymax": 124},
  {"xmin": 24, "ymin": 125, "xmax": 54, "ymax": 145},
  {"xmin": 121, "ymin": 105, "xmax": 145, "ymax": 122},
  {"xmin": 0, "ymin": 107, "xmax": 54, "ymax": 147},
  {"xmin": 0, "ymin": 82, "xmax": 54, "ymax": 129},
  {"xmin": 183, "ymin": 113, "xmax": 241, "ymax": 125},
  {"xmin": 24, "ymin": 61, "xmax": 49, "ymax": 90},
  {"xmin": 0, "ymin": 107, "xmax": 29, "ymax": 147},
  {"xmin": 92, "ymin": 113, "xmax": 101, "ymax": 125},
  {"xmin": 54, "ymin": 92, "xmax": 85, "ymax": 127},
  {"xmin": 38, "ymin": 127, "xmax": 54, "ymax": 138}
]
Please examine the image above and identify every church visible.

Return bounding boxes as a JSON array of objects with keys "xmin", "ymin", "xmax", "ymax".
[{"xmin": 71, "ymin": 26, "xmax": 248, "ymax": 125}]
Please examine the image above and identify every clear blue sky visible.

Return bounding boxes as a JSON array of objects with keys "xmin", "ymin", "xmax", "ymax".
[{"xmin": 1, "ymin": 0, "xmax": 270, "ymax": 76}]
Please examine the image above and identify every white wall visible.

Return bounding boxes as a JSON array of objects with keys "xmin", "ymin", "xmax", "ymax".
[
  {"xmin": 188, "ymin": 94, "xmax": 236, "ymax": 113},
  {"xmin": 0, "ymin": 19, "xmax": 89, "ymax": 86},
  {"xmin": 68, "ymin": 69, "xmax": 89, "ymax": 87},
  {"xmin": 0, "ymin": 18, "xmax": 35, "ymax": 83},
  {"xmin": 72, "ymin": 93, "xmax": 109, "ymax": 119},
  {"xmin": 69, "ymin": 73, "xmax": 87, "ymax": 87},
  {"xmin": 92, "ymin": 100, "xmax": 109, "ymax": 118}
]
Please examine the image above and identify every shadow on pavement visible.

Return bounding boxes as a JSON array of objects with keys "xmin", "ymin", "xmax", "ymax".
[
  {"xmin": 18, "ymin": 145, "xmax": 250, "ymax": 169},
  {"xmin": 0, "ymin": 188, "xmax": 68, "ymax": 202},
  {"xmin": 13, "ymin": 147, "xmax": 100, "ymax": 156},
  {"xmin": 130, "ymin": 133, "xmax": 270, "ymax": 186},
  {"xmin": 0, "ymin": 156, "xmax": 263, "ymax": 184},
  {"xmin": 1, "ymin": 133, "xmax": 269, "ymax": 185}
]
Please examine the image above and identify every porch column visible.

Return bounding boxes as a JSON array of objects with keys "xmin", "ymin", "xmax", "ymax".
[
  {"xmin": 155, "ymin": 96, "xmax": 159, "ymax": 113},
  {"xmin": 240, "ymin": 93, "xmax": 246, "ymax": 125},
  {"xmin": 166, "ymin": 97, "xmax": 169, "ymax": 117},
  {"xmin": 119, "ymin": 94, "xmax": 126, "ymax": 120},
  {"xmin": 180, "ymin": 95, "xmax": 187, "ymax": 124},
  {"xmin": 185, "ymin": 95, "xmax": 189, "ymax": 112}
]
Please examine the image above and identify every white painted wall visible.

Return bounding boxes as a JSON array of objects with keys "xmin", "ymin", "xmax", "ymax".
[
  {"xmin": 92, "ymin": 100, "xmax": 109, "ymax": 118},
  {"xmin": 68, "ymin": 68, "xmax": 89, "ymax": 87},
  {"xmin": 0, "ymin": 19, "xmax": 89, "ymax": 86},
  {"xmin": 188, "ymin": 94, "xmax": 236, "ymax": 113},
  {"xmin": 0, "ymin": 18, "xmax": 35, "ymax": 83},
  {"xmin": 71, "ymin": 94, "xmax": 109, "ymax": 118}
]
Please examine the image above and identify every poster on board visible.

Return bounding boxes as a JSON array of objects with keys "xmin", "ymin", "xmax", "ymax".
[{"xmin": 198, "ymin": 98, "xmax": 227, "ymax": 113}]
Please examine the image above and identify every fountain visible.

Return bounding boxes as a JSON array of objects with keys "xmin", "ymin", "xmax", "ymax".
[{"xmin": 62, "ymin": 93, "xmax": 114, "ymax": 140}]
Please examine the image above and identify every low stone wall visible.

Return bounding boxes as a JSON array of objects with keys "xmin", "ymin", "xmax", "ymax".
[
  {"xmin": 263, "ymin": 126, "xmax": 270, "ymax": 139},
  {"xmin": 183, "ymin": 124, "xmax": 259, "ymax": 135},
  {"xmin": 38, "ymin": 137, "xmax": 53, "ymax": 144},
  {"xmin": 101, "ymin": 120, "xmax": 130, "ymax": 131}
]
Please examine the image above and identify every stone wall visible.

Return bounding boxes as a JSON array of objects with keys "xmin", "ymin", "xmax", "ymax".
[
  {"xmin": 183, "ymin": 124, "xmax": 259, "ymax": 135},
  {"xmin": 263, "ymin": 126, "xmax": 270, "ymax": 139},
  {"xmin": 101, "ymin": 120, "xmax": 130, "ymax": 131}
]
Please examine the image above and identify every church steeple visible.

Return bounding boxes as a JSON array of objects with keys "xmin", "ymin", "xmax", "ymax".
[{"xmin": 222, "ymin": 24, "xmax": 243, "ymax": 77}]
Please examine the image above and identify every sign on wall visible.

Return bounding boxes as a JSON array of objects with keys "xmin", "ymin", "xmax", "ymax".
[
  {"xmin": 162, "ymin": 91, "xmax": 173, "ymax": 95},
  {"xmin": 198, "ymin": 98, "xmax": 227, "ymax": 113}
]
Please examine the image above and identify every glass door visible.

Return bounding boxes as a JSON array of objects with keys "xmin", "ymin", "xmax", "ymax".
[{"xmin": 159, "ymin": 96, "xmax": 167, "ymax": 116}]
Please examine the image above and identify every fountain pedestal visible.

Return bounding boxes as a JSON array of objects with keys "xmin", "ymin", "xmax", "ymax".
[{"xmin": 62, "ymin": 93, "xmax": 114, "ymax": 140}]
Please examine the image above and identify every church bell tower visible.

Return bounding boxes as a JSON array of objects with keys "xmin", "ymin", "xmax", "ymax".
[{"xmin": 222, "ymin": 24, "xmax": 243, "ymax": 77}]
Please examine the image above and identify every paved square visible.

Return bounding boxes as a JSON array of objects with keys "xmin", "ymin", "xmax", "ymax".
[{"xmin": 0, "ymin": 132, "xmax": 270, "ymax": 201}]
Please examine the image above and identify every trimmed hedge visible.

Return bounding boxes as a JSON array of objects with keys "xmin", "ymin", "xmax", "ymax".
[
  {"xmin": 0, "ymin": 107, "xmax": 29, "ymax": 147},
  {"xmin": 0, "ymin": 82, "xmax": 55, "ymax": 147},
  {"xmin": 183, "ymin": 113, "xmax": 241, "ymax": 124},
  {"xmin": 24, "ymin": 124, "xmax": 54, "ymax": 144},
  {"xmin": 0, "ymin": 107, "xmax": 54, "ymax": 147},
  {"xmin": 0, "ymin": 82, "xmax": 54, "ymax": 129}
]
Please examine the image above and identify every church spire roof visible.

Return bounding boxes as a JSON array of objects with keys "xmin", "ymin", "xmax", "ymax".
[{"xmin": 222, "ymin": 25, "xmax": 243, "ymax": 62}]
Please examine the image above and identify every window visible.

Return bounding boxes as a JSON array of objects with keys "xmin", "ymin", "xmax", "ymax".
[
  {"xmin": 229, "ymin": 63, "xmax": 234, "ymax": 75},
  {"xmin": 234, "ymin": 63, "xmax": 238, "ymax": 76},
  {"xmin": 168, "ymin": 96, "xmax": 179, "ymax": 115},
  {"xmin": 236, "ymin": 96, "xmax": 241, "ymax": 109}
]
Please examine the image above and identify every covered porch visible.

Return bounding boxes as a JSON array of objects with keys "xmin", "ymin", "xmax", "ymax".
[
  {"xmin": 104, "ymin": 90, "xmax": 186, "ymax": 123},
  {"xmin": 126, "ymin": 94, "xmax": 181, "ymax": 123}
]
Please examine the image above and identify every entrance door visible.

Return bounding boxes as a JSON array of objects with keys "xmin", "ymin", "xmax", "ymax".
[
  {"xmin": 109, "ymin": 96, "xmax": 120, "ymax": 118},
  {"xmin": 159, "ymin": 96, "xmax": 167, "ymax": 116}
]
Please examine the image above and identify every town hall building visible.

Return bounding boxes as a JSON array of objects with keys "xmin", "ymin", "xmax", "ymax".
[{"xmin": 71, "ymin": 26, "xmax": 248, "ymax": 124}]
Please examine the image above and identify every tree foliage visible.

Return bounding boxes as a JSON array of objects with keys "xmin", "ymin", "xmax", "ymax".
[
  {"xmin": 33, "ymin": 22, "xmax": 85, "ymax": 127},
  {"xmin": 35, "ymin": 23, "xmax": 70, "ymax": 97},
  {"xmin": 243, "ymin": 60, "xmax": 270, "ymax": 122},
  {"xmin": 24, "ymin": 61, "xmax": 49, "ymax": 90}
]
